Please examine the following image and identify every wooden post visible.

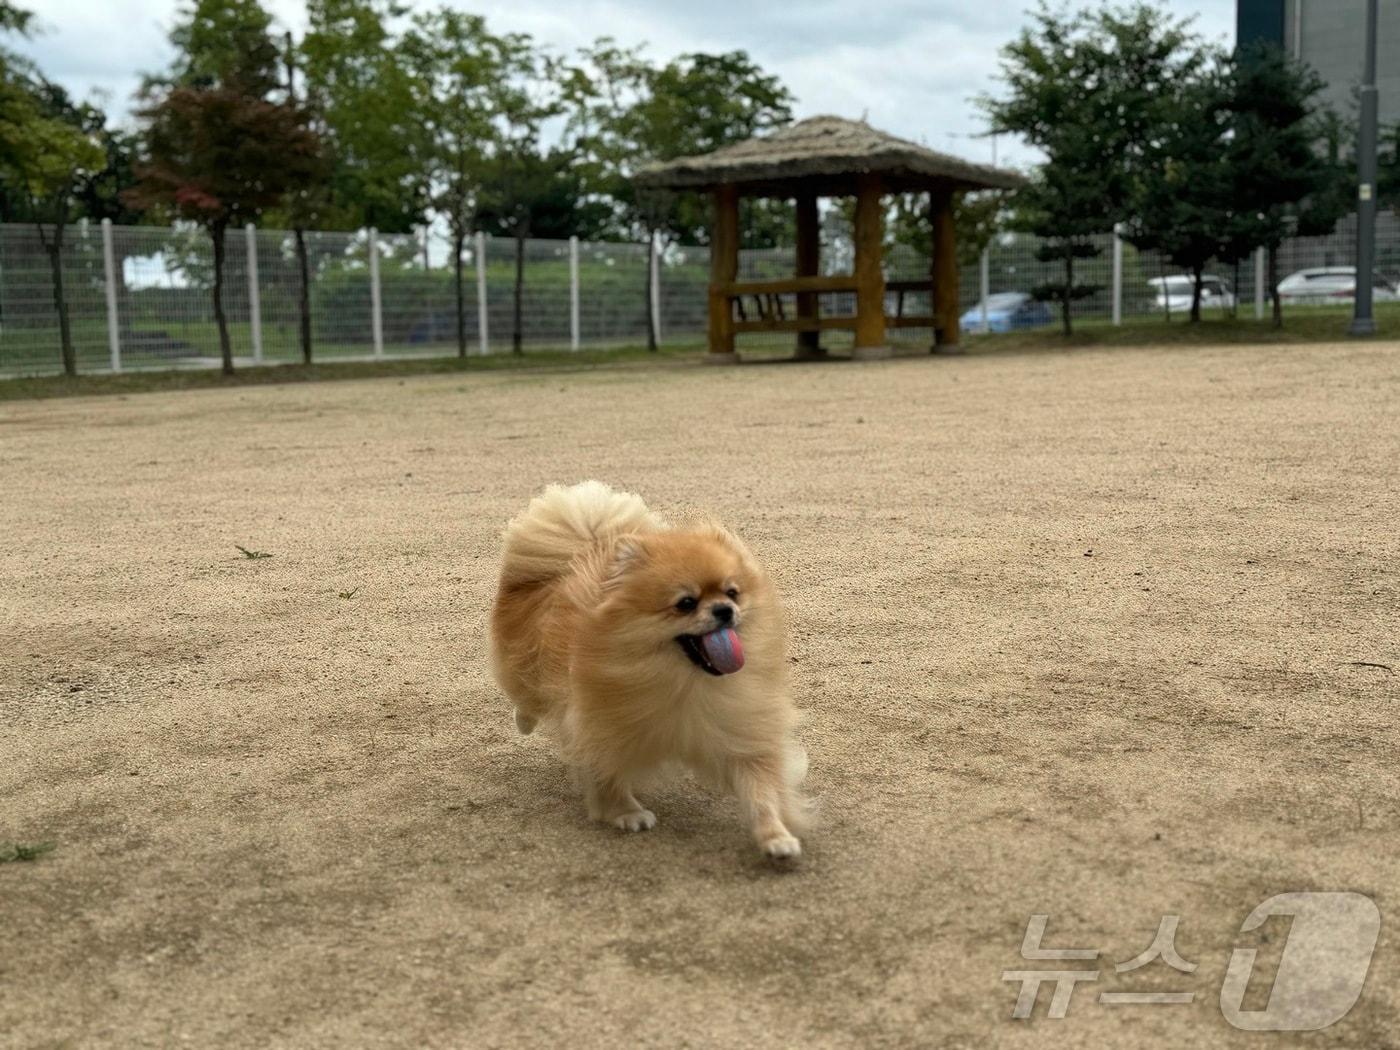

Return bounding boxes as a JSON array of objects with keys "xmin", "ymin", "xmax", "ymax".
[
  {"xmin": 852, "ymin": 173, "xmax": 888, "ymax": 359},
  {"xmin": 931, "ymin": 190, "xmax": 961, "ymax": 353},
  {"xmin": 707, "ymin": 184, "xmax": 740, "ymax": 362},
  {"xmin": 795, "ymin": 193, "xmax": 823, "ymax": 359}
]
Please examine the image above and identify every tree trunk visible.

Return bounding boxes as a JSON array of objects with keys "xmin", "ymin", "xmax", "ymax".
[
  {"xmin": 512, "ymin": 231, "xmax": 524, "ymax": 355},
  {"xmin": 644, "ymin": 231, "xmax": 657, "ymax": 352},
  {"xmin": 1231, "ymin": 258, "xmax": 1241, "ymax": 320},
  {"xmin": 453, "ymin": 229, "xmax": 466, "ymax": 358},
  {"xmin": 1161, "ymin": 256, "xmax": 1172, "ymax": 323},
  {"xmin": 294, "ymin": 226, "xmax": 312, "ymax": 365},
  {"xmin": 1060, "ymin": 250, "xmax": 1074, "ymax": 336},
  {"xmin": 211, "ymin": 223, "xmax": 234, "ymax": 375},
  {"xmin": 284, "ymin": 35, "xmax": 311, "ymax": 366},
  {"xmin": 1269, "ymin": 247, "xmax": 1282, "ymax": 329},
  {"xmin": 39, "ymin": 222, "xmax": 76, "ymax": 376},
  {"xmin": 1190, "ymin": 265, "xmax": 1204, "ymax": 323}
]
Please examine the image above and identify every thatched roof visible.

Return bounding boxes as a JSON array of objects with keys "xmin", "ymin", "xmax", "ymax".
[{"xmin": 633, "ymin": 115, "xmax": 1025, "ymax": 196}]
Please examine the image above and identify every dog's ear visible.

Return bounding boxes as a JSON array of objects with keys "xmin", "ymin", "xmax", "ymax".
[{"xmin": 608, "ymin": 534, "xmax": 648, "ymax": 579}]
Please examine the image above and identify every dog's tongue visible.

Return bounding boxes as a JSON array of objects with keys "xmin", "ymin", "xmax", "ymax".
[{"xmin": 700, "ymin": 627, "xmax": 745, "ymax": 674}]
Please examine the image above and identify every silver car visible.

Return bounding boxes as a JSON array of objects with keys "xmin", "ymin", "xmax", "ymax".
[
  {"xmin": 1147, "ymin": 274, "xmax": 1236, "ymax": 314},
  {"xmin": 1277, "ymin": 267, "xmax": 1399, "ymax": 306}
]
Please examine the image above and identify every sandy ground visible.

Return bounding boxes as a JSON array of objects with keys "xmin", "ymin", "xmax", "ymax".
[{"xmin": 2, "ymin": 341, "xmax": 1399, "ymax": 1049}]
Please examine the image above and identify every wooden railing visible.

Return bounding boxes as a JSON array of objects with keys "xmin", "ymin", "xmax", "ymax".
[
  {"xmin": 714, "ymin": 275, "xmax": 861, "ymax": 297},
  {"xmin": 732, "ymin": 316, "xmax": 859, "ymax": 334},
  {"xmin": 715, "ymin": 274, "xmax": 941, "ymax": 335},
  {"xmin": 886, "ymin": 279, "xmax": 935, "ymax": 328}
]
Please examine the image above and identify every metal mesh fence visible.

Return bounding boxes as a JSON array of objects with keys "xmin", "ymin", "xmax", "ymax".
[
  {"xmin": 110, "ymin": 223, "xmax": 255, "ymax": 370},
  {"xmin": 1, "ymin": 221, "xmax": 108, "ymax": 373},
  {"xmin": 374, "ymin": 229, "xmax": 461, "ymax": 357},
  {"xmin": 2, "ymin": 213, "xmax": 1396, "ymax": 375},
  {"xmin": 577, "ymin": 240, "xmax": 649, "ymax": 347},
  {"xmin": 658, "ymin": 242, "xmax": 706, "ymax": 341}
]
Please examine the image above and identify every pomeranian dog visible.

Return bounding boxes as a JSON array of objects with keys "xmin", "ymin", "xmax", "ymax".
[{"xmin": 489, "ymin": 481, "xmax": 807, "ymax": 858}]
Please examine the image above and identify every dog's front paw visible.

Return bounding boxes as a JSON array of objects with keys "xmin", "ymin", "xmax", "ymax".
[
  {"xmin": 612, "ymin": 809, "xmax": 657, "ymax": 833},
  {"xmin": 761, "ymin": 833, "xmax": 802, "ymax": 859}
]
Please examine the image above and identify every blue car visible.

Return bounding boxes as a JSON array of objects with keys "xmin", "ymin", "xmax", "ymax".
[{"xmin": 959, "ymin": 292, "xmax": 1054, "ymax": 334}]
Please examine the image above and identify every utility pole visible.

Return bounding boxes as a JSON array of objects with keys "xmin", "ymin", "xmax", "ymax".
[{"xmin": 1349, "ymin": 0, "xmax": 1379, "ymax": 336}]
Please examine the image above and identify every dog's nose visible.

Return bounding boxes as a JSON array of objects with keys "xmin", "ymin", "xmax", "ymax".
[{"xmin": 711, "ymin": 603, "xmax": 734, "ymax": 625}]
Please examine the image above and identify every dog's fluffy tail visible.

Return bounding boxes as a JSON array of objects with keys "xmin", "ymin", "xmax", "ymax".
[{"xmin": 499, "ymin": 481, "xmax": 659, "ymax": 587}]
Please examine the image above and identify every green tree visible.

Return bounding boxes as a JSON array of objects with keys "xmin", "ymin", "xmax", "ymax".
[
  {"xmin": 471, "ymin": 45, "xmax": 576, "ymax": 354},
  {"xmin": 981, "ymin": 5, "xmax": 1109, "ymax": 334},
  {"xmin": 0, "ymin": 86, "xmax": 104, "ymax": 375},
  {"xmin": 890, "ymin": 190, "xmax": 1012, "ymax": 272},
  {"xmin": 0, "ymin": 0, "xmax": 29, "ymax": 35},
  {"xmin": 477, "ymin": 147, "xmax": 611, "ymax": 354},
  {"xmin": 263, "ymin": 31, "xmax": 333, "ymax": 364},
  {"xmin": 982, "ymin": 2, "xmax": 1203, "ymax": 334},
  {"xmin": 301, "ymin": 0, "xmax": 425, "ymax": 232},
  {"xmin": 70, "ymin": 127, "xmax": 155, "ymax": 343},
  {"xmin": 0, "ymin": 7, "xmax": 105, "ymax": 375},
  {"xmin": 401, "ymin": 10, "xmax": 524, "ymax": 357},
  {"xmin": 1121, "ymin": 57, "xmax": 1232, "ymax": 322},
  {"xmin": 128, "ymin": 0, "xmax": 323, "ymax": 374},
  {"xmin": 74, "ymin": 127, "xmax": 145, "ymax": 224},
  {"xmin": 1223, "ymin": 43, "xmax": 1350, "ymax": 326},
  {"xmin": 570, "ymin": 44, "xmax": 793, "ymax": 348}
]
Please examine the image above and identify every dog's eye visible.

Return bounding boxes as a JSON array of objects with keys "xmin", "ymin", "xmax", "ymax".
[
  {"xmin": 676, "ymin": 596, "xmax": 698, "ymax": 613},
  {"xmin": 725, "ymin": 588, "xmax": 739, "ymax": 600}
]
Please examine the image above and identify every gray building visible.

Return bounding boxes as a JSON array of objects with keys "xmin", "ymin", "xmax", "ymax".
[{"xmin": 1239, "ymin": 1, "xmax": 1399, "ymax": 125}]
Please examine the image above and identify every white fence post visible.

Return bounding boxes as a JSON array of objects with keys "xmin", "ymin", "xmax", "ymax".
[
  {"xmin": 475, "ymin": 231, "xmax": 489, "ymax": 355},
  {"xmin": 368, "ymin": 227, "xmax": 384, "ymax": 358},
  {"xmin": 245, "ymin": 223, "xmax": 262, "ymax": 363},
  {"xmin": 100, "ymin": 218, "xmax": 121, "ymax": 373},
  {"xmin": 979, "ymin": 247, "xmax": 990, "ymax": 333},
  {"xmin": 649, "ymin": 231, "xmax": 662, "ymax": 347},
  {"xmin": 569, "ymin": 235, "xmax": 580, "ymax": 351},
  {"xmin": 1254, "ymin": 247, "xmax": 1267, "ymax": 320},
  {"xmin": 1111, "ymin": 224, "xmax": 1124, "ymax": 326}
]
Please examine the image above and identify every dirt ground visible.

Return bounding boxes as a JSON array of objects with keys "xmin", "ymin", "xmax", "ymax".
[{"xmin": 2, "ymin": 341, "xmax": 1398, "ymax": 1049}]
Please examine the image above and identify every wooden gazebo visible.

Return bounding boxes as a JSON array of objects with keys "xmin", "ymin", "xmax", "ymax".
[{"xmin": 634, "ymin": 116, "xmax": 1024, "ymax": 362}]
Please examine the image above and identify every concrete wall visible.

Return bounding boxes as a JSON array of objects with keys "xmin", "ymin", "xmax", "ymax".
[{"xmin": 1283, "ymin": 0, "xmax": 1400, "ymax": 125}]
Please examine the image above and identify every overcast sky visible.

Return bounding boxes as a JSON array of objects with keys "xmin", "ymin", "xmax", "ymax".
[{"xmin": 18, "ymin": 0, "xmax": 1236, "ymax": 168}]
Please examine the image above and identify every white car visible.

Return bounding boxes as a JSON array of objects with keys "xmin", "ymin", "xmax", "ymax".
[
  {"xmin": 1146, "ymin": 275, "xmax": 1236, "ymax": 314},
  {"xmin": 1277, "ymin": 267, "xmax": 1399, "ymax": 306}
]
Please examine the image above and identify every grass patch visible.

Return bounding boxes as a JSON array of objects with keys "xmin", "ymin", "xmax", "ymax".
[
  {"xmin": 0, "ymin": 842, "xmax": 55, "ymax": 864},
  {"xmin": 966, "ymin": 302, "xmax": 1400, "ymax": 352},
  {"xmin": 0, "ymin": 343, "xmax": 700, "ymax": 401},
  {"xmin": 2, "ymin": 303, "xmax": 1395, "ymax": 402}
]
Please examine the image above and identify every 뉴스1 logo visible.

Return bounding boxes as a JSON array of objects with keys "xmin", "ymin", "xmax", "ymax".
[{"xmin": 1003, "ymin": 892, "xmax": 1381, "ymax": 1031}]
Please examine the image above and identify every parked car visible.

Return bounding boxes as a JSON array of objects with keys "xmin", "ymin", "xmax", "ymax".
[
  {"xmin": 1146, "ymin": 274, "xmax": 1236, "ymax": 314},
  {"xmin": 960, "ymin": 292, "xmax": 1054, "ymax": 334},
  {"xmin": 1277, "ymin": 266, "xmax": 1400, "ymax": 306}
]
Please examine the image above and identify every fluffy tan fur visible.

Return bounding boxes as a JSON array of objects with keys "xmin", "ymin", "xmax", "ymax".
[{"xmin": 490, "ymin": 481, "xmax": 808, "ymax": 857}]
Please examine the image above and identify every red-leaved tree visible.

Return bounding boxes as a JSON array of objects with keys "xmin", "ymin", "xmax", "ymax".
[{"xmin": 126, "ymin": 0, "xmax": 321, "ymax": 375}]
